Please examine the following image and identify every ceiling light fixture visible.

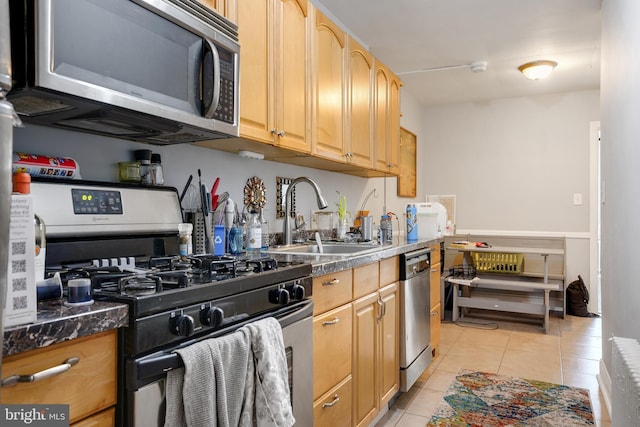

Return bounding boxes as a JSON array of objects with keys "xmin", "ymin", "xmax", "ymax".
[
  {"xmin": 397, "ymin": 60, "xmax": 487, "ymax": 76},
  {"xmin": 518, "ymin": 60, "xmax": 558, "ymax": 80}
]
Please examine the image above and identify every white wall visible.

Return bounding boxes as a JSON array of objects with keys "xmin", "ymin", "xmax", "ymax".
[
  {"xmin": 422, "ymin": 90, "xmax": 599, "ymax": 233},
  {"xmin": 600, "ymin": 0, "xmax": 640, "ymax": 374},
  {"xmin": 420, "ymin": 90, "xmax": 599, "ymax": 307}
]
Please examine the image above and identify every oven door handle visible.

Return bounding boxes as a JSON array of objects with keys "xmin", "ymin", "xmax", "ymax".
[{"xmin": 132, "ymin": 299, "xmax": 313, "ymax": 385}]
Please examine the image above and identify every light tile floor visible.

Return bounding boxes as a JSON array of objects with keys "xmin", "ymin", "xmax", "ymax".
[{"xmin": 375, "ymin": 311, "xmax": 610, "ymax": 427}]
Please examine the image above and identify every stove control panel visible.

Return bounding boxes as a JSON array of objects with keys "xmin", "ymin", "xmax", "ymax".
[
  {"xmin": 71, "ymin": 188, "xmax": 123, "ymax": 215},
  {"xmin": 131, "ymin": 276, "xmax": 312, "ymax": 354}
]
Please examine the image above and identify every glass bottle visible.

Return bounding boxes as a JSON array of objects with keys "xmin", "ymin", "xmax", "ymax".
[
  {"xmin": 150, "ymin": 153, "xmax": 164, "ymax": 185},
  {"xmin": 260, "ymin": 209, "xmax": 269, "ymax": 250},
  {"xmin": 134, "ymin": 149, "xmax": 152, "ymax": 185},
  {"xmin": 245, "ymin": 209, "xmax": 262, "ymax": 258}
]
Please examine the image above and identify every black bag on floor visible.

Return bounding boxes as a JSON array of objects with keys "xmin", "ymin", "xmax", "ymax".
[{"xmin": 566, "ymin": 275, "xmax": 598, "ymax": 317}]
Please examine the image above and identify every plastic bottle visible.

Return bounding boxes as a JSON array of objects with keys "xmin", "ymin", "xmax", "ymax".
[
  {"xmin": 245, "ymin": 209, "xmax": 262, "ymax": 258},
  {"xmin": 380, "ymin": 214, "xmax": 393, "ymax": 245},
  {"xmin": 406, "ymin": 204, "xmax": 418, "ymax": 241}
]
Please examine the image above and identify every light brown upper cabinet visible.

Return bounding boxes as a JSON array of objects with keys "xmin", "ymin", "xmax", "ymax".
[
  {"xmin": 237, "ymin": 0, "xmax": 311, "ymax": 153},
  {"xmin": 374, "ymin": 61, "xmax": 402, "ymax": 175},
  {"xmin": 199, "ymin": 0, "xmax": 237, "ymax": 23},
  {"xmin": 346, "ymin": 36, "xmax": 374, "ymax": 169},
  {"xmin": 311, "ymin": 7, "xmax": 347, "ymax": 162}
]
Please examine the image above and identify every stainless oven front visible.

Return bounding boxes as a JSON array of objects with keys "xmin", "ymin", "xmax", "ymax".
[{"xmin": 128, "ymin": 300, "xmax": 313, "ymax": 426}]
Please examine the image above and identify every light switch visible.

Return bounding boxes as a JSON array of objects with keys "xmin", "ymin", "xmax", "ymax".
[{"xmin": 573, "ymin": 193, "xmax": 583, "ymax": 205}]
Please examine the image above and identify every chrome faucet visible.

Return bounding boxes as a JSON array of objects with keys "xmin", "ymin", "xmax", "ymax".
[{"xmin": 283, "ymin": 177, "xmax": 328, "ymax": 245}]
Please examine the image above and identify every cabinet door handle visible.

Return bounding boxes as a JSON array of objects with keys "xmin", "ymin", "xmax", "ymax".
[
  {"xmin": 322, "ymin": 278, "xmax": 340, "ymax": 286},
  {"xmin": 322, "ymin": 317, "xmax": 340, "ymax": 326},
  {"xmin": 431, "ymin": 310, "xmax": 439, "ymax": 316},
  {"xmin": 1, "ymin": 357, "xmax": 80, "ymax": 387},
  {"xmin": 322, "ymin": 394, "xmax": 340, "ymax": 408},
  {"xmin": 431, "ymin": 267, "xmax": 439, "ymax": 272}
]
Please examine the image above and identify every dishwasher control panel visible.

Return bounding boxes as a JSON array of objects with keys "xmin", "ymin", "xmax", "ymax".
[{"xmin": 400, "ymin": 248, "xmax": 431, "ymax": 280}]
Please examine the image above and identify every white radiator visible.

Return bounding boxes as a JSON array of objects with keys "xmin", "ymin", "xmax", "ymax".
[{"xmin": 611, "ymin": 337, "xmax": 640, "ymax": 427}]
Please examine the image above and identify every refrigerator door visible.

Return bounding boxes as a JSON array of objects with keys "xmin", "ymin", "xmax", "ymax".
[{"xmin": 0, "ymin": 0, "xmax": 11, "ymax": 93}]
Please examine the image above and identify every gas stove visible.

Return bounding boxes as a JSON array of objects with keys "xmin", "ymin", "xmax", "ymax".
[
  {"xmin": 51, "ymin": 253, "xmax": 310, "ymax": 316},
  {"xmin": 32, "ymin": 178, "xmax": 313, "ymax": 356}
]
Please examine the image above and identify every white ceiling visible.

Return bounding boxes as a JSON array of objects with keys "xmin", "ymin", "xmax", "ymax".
[{"xmin": 312, "ymin": 0, "xmax": 602, "ymax": 107}]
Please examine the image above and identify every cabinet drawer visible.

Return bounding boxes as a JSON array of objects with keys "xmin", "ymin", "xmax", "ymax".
[
  {"xmin": 430, "ymin": 244, "xmax": 441, "ymax": 264},
  {"xmin": 313, "ymin": 304, "xmax": 353, "ymax": 400},
  {"xmin": 1, "ymin": 330, "xmax": 117, "ymax": 424},
  {"xmin": 313, "ymin": 375, "xmax": 353, "ymax": 427},
  {"xmin": 313, "ymin": 269, "xmax": 353, "ymax": 315},
  {"xmin": 71, "ymin": 407, "xmax": 115, "ymax": 427},
  {"xmin": 353, "ymin": 262, "xmax": 379, "ymax": 299},
  {"xmin": 379, "ymin": 256, "xmax": 399, "ymax": 286}
]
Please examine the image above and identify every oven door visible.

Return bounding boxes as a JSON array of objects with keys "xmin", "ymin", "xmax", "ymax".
[{"xmin": 127, "ymin": 299, "xmax": 313, "ymax": 427}]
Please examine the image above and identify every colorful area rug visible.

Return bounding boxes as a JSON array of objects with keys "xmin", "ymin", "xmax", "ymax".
[{"xmin": 427, "ymin": 370, "xmax": 595, "ymax": 426}]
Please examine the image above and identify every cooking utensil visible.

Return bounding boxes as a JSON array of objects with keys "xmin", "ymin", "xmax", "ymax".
[
  {"xmin": 179, "ymin": 174, "xmax": 193, "ymax": 204},
  {"xmin": 197, "ymin": 169, "xmax": 210, "ymax": 252},
  {"xmin": 210, "ymin": 177, "xmax": 220, "ymax": 210}
]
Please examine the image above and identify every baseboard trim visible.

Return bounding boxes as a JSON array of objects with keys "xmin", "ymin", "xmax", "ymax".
[{"xmin": 597, "ymin": 358, "xmax": 612, "ymax": 419}]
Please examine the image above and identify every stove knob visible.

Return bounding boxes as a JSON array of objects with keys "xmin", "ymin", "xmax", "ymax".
[
  {"xmin": 291, "ymin": 284, "xmax": 306, "ymax": 300},
  {"xmin": 270, "ymin": 288, "xmax": 290, "ymax": 305},
  {"xmin": 200, "ymin": 306, "xmax": 224, "ymax": 328},
  {"xmin": 170, "ymin": 314, "xmax": 195, "ymax": 337}
]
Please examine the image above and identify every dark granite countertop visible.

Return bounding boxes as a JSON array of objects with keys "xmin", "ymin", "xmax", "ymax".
[
  {"xmin": 3, "ymin": 300, "xmax": 128, "ymax": 357},
  {"xmin": 2, "ymin": 237, "xmax": 440, "ymax": 358}
]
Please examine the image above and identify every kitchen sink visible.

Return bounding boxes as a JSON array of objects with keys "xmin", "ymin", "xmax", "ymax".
[{"xmin": 266, "ymin": 242, "xmax": 382, "ymax": 257}]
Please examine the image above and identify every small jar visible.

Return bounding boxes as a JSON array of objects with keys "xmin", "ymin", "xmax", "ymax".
[
  {"xmin": 150, "ymin": 153, "xmax": 164, "ymax": 185},
  {"xmin": 178, "ymin": 223, "xmax": 193, "ymax": 256},
  {"xmin": 134, "ymin": 149, "xmax": 152, "ymax": 185},
  {"xmin": 118, "ymin": 161, "xmax": 141, "ymax": 183}
]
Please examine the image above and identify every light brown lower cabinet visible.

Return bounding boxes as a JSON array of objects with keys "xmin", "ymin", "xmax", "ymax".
[
  {"xmin": 313, "ymin": 257, "xmax": 399, "ymax": 427},
  {"xmin": 313, "ymin": 376, "xmax": 353, "ymax": 427},
  {"xmin": 313, "ymin": 303, "xmax": 353, "ymax": 401},
  {"xmin": 0, "ymin": 330, "xmax": 117, "ymax": 425},
  {"xmin": 352, "ymin": 283, "xmax": 399, "ymax": 427},
  {"xmin": 71, "ymin": 407, "xmax": 115, "ymax": 427}
]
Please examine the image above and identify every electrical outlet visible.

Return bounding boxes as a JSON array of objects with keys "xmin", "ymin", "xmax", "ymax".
[{"xmin": 573, "ymin": 193, "xmax": 583, "ymax": 206}]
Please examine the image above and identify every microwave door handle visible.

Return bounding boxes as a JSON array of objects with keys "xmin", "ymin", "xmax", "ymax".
[{"xmin": 202, "ymin": 39, "xmax": 221, "ymax": 119}]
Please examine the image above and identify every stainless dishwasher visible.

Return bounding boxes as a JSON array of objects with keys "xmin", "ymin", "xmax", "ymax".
[{"xmin": 399, "ymin": 248, "xmax": 432, "ymax": 391}]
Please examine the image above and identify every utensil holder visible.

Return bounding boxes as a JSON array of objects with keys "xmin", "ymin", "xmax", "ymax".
[{"xmin": 187, "ymin": 211, "xmax": 212, "ymax": 254}]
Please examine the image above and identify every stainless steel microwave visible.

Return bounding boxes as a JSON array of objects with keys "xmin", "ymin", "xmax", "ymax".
[{"xmin": 8, "ymin": 0, "xmax": 239, "ymax": 144}]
